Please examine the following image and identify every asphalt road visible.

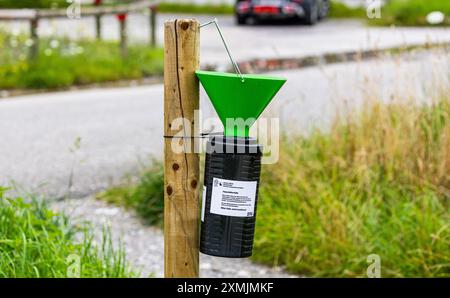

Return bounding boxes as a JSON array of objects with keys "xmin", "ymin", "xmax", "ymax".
[
  {"xmin": 3, "ymin": 14, "xmax": 450, "ymax": 68},
  {"xmin": 1, "ymin": 49, "xmax": 448, "ymax": 198}
]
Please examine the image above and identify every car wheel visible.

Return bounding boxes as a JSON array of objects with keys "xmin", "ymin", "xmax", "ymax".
[
  {"xmin": 236, "ymin": 15, "xmax": 247, "ymax": 25},
  {"xmin": 304, "ymin": 1, "xmax": 319, "ymax": 25}
]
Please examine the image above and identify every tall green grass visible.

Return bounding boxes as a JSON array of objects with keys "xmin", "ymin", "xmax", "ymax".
[
  {"xmin": 0, "ymin": 0, "xmax": 66, "ymax": 8},
  {"xmin": 99, "ymin": 94, "xmax": 449, "ymax": 277},
  {"xmin": 157, "ymin": 2, "xmax": 234, "ymax": 15},
  {"xmin": 156, "ymin": 1, "xmax": 366, "ymax": 18},
  {"xmin": 255, "ymin": 96, "xmax": 449, "ymax": 277},
  {"xmin": 97, "ymin": 164, "xmax": 164, "ymax": 227},
  {"xmin": 0, "ymin": 32, "xmax": 163, "ymax": 90},
  {"xmin": 372, "ymin": 0, "xmax": 450, "ymax": 26},
  {"xmin": 0, "ymin": 187, "xmax": 136, "ymax": 277},
  {"xmin": 328, "ymin": 1, "xmax": 366, "ymax": 19}
]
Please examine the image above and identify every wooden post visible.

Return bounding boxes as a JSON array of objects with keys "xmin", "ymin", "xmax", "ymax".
[
  {"xmin": 163, "ymin": 19, "xmax": 200, "ymax": 278},
  {"xmin": 117, "ymin": 13, "xmax": 128, "ymax": 58},
  {"xmin": 149, "ymin": 5, "xmax": 157, "ymax": 47},
  {"xmin": 94, "ymin": 0, "xmax": 102, "ymax": 40},
  {"xmin": 29, "ymin": 17, "xmax": 39, "ymax": 59},
  {"xmin": 95, "ymin": 14, "xmax": 102, "ymax": 40}
]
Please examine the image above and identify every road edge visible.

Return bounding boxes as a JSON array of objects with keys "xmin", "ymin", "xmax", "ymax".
[{"xmin": 1, "ymin": 42, "xmax": 449, "ymax": 99}]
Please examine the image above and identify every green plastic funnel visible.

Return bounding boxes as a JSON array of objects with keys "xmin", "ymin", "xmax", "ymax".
[{"xmin": 196, "ymin": 70, "xmax": 286, "ymax": 137}]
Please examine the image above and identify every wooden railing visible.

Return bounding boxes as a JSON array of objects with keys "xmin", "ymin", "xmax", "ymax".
[{"xmin": 0, "ymin": 0, "xmax": 160, "ymax": 58}]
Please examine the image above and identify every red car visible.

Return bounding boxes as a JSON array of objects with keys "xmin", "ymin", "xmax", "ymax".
[{"xmin": 235, "ymin": 0, "xmax": 329, "ymax": 25}]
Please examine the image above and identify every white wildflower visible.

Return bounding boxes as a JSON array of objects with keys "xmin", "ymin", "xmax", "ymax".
[
  {"xmin": 426, "ymin": 11, "xmax": 445, "ymax": 25},
  {"xmin": 50, "ymin": 40, "xmax": 60, "ymax": 49},
  {"xmin": 25, "ymin": 39, "xmax": 34, "ymax": 47}
]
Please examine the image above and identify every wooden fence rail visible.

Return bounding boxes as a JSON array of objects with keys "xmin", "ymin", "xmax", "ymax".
[{"xmin": 0, "ymin": 0, "xmax": 160, "ymax": 58}]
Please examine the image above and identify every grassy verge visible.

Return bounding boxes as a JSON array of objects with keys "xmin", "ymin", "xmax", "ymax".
[
  {"xmin": 329, "ymin": 0, "xmax": 450, "ymax": 26},
  {"xmin": 0, "ymin": 0, "xmax": 66, "ymax": 9},
  {"xmin": 149, "ymin": 0, "xmax": 450, "ymax": 27},
  {"xmin": 371, "ymin": 0, "xmax": 450, "ymax": 26},
  {"xmin": 157, "ymin": 2, "xmax": 234, "ymax": 15},
  {"xmin": 154, "ymin": 0, "xmax": 450, "ymax": 27},
  {"xmin": 99, "ymin": 92, "xmax": 449, "ymax": 277},
  {"xmin": 0, "ymin": 33, "xmax": 163, "ymax": 90},
  {"xmin": 1, "ymin": 0, "xmax": 448, "ymax": 27},
  {"xmin": 255, "ymin": 97, "xmax": 449, "ymax": 277},
  {"xmin": 86, "ymin": 1, "xmax": 364, "ymax": 18},
  {"xmin": 156, "ymin": 1, "xmax": 365, "ymax": 18},
  {"xmin": 0, "ymin": 187, "xmax": 136, "ymax": 277},
  {"xmin": 97, "ymin": 164, "xmax": 164, "ymax": 227},
  {"xmin": 328, "ymin": 1, "xmax": 366, "ymax": 19},
  {"xmin": 81, "ymin": 1, "xmax": 233, "ymax": 14}
]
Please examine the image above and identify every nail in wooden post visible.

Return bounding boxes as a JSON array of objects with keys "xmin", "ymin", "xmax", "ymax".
[
  {"xmin": 150, "ymin": 6, "xmax": 157, "ymax": 47},
  {"xmin": 29, "ymin": 17, "xmax": 39, "ymax": 59},
  {"xmin": 164, "ymin": 19, "xmax": 200, "ymax": 278}
]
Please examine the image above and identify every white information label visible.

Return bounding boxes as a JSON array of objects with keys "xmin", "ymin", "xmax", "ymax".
[
  {"xmin": 210, "ymin": 178, "xmax": 257, "ymax": 218},
  {"xmin": 201, "ymin": 186, "xmax": 207, "ymax": 222}
]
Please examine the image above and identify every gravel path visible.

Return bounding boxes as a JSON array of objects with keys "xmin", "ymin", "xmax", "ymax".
[{"xmin": 51, "ymin": 196, "xmax": 296, "ymax": 278}]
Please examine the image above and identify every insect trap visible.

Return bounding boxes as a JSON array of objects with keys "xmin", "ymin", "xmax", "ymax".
[{"xmin": 197, "ymin": 19, "xmax": 286, "ymax": 258}]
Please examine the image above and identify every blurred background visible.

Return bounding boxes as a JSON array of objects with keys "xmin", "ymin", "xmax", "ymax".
[{"xmin": 0, "ymin": 0, "xmax": 449, "ymax": 278}]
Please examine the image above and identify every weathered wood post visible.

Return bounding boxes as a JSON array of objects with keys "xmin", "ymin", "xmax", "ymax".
[
  {"xmin": 117, "ymin": 13, "xmax": 128, "ymax": 58},
  {"xmin": 149, "ymin": 5, "xmax": 157, "ymax": 47},
  {"xmin": 163, "ymin": 19, "xmax": 200, "ymax": 278},
  {"xmin": 29, "ymin": 17, "xmax": 39, "ymax": 59},
  {"xmin": 95, "ymin": 13, "xmax": 102, "ymax": 40},
  {"xmin": 94, "ymin": 0, "xmax": 102, "ymax": 40}
]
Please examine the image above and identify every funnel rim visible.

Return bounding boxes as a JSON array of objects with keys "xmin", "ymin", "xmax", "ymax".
[
  {"xmin": 196, "ymin": 69, "xmax": 287, "ymax": 137},
  {"xmin": 196, "ymin": 70, "xmax": 287, "ymax": 82}
]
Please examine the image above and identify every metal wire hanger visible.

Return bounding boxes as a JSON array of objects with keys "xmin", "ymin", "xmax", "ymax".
[{"xmin": 200, "ymin": 18, "xmax": 245, "ymax": 83}]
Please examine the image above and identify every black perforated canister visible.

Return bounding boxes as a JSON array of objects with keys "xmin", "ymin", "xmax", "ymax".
[{"xmin": 200, "ymin": 135, "xmax": 263, "ymax": 258}]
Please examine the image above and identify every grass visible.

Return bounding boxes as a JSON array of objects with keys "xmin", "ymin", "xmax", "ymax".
[
  {"xmin": 0, "ymin": 187, "xmax": 136, "ymax": 277},
  {"xmin": 1, "ymin": 0, "xmax": 448, "ymax": 27},
  {"xmin": 157, "ymin": 2, "xmax": 234, "ymax": 15},
  {"xmin": 328, "ymin": 1, "xmax": 366, "ymax": 19},
  {"xmin": 97, "ymin": 163, "xmax": 164, "ymax": 227},
  {"xmin": 0, "ymin": 32, "xmax": 163, "ymax": 90},
  {"xmin": 329, "ymin": 0, "xmax": 450, "ymax": 26},
  {"xmin": 82, "ymin": 1, "xmax": 234, "ymax": 14},
  {"xmin": 99, "ymin": 90, "xmax": 450, "ymax": 277},
  {"xmin": 254, "ymin": 96, "xmax": 450, "ymax": 277},
  {"xmin": 156, "ymin": 1, "xmax": 365, "ymax": 18},
  {"xmin": 0, "ymin": 0, "xmax": 66, "ymax": 9},
  {"xmin": 371, "ymin": 0, "xmax": 450, "ymax": 26},
  {"xmin": 155, "ymin": 0, "xmax": 450, "ymax": 27}
]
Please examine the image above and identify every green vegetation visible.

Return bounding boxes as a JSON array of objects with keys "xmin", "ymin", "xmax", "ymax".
[
  {"xmin": 371, "ymin": 0, "xmax": 450, "ymax": 26},
  {"xmin": 0, "ymin": 0, "xmax": 66, "ymax": 9},
  {"xmin": 0, "ymin": 187, "xmax": 136, "ymax": 277},
  {"xmin": 0, "ymin": 32, "xmax": 163, "ymax": 90},
  {"xmin": 1, "ymin": 0, "xmax": 448, "ymax": 27},
  {"xmin": 254, "ymin": 96, "xmax": 450, "ymax": 277},
  {"xmin": 100, "ymin": 93, "xmax": 450, "ymax": 277},
  {"xmin": 98, "ymin": 164, "xmax": 164, "ymax": 227},
  {"xmin": 329, "ymin": 0, "xmax": 450, "ymax": 26},
  {"xmin": 158, "ymin": 2, "xmax": 234, "ymax": 15},
  {"xmin": 155, "ymin": 1, "xmax": 364, "ymax": 18},
  {"xmin": 328, "ymin": 1, "xmax": 365, "ymax": 19},
  {"xmin": 156, "ymin": 0, "xmax": 450, "ymax": 27}
]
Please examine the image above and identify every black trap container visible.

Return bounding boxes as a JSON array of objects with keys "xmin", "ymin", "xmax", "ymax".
[{"xmin": 200, "ymin": 135, "xmax": 263, "ymax": 258}]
